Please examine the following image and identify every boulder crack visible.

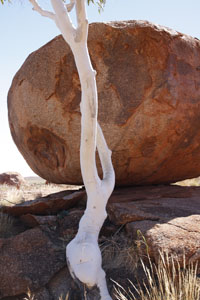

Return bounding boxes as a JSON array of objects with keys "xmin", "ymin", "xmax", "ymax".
[{"xmin": 167, "ymin": 221, "xmax": 200, "ymax": 235}]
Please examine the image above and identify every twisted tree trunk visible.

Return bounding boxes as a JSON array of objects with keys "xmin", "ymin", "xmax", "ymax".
[{"xmin": 29, "ymin": 1, "xmax": 115, "ymax": 299}]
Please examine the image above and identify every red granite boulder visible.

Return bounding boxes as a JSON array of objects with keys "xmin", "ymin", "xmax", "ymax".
[{"xmin": 8, "ymin": 21, "xmax": 200, "ymax": 185}]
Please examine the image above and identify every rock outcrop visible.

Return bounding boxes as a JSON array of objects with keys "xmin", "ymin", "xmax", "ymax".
[
  {"xmin": 8, "ymin": 20, "xmax": 200, "ymax": 185},
  {"xmin": 126, "ymin": 215, "xmax": 200, "ymax": 267},
  {"xmin": 0, "ymin": 185, "xmax": 200, "ymax": 299},
  {"xmin": 108, "ymin": 184, "xmax": 200, "ymax": 224},
  {"xmin": 108, "ymin": 185, "xmax": 200, "ymax": 267},
  {"xmin": 0, "ymin": 172, "xmax": 25, "ymax": 189},
  {"xmin": 1, "ymin": 188, "xmax": 85, "ymax": 216}
]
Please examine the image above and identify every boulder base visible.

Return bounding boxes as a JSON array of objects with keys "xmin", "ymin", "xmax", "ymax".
[{"xmin": 8, "ymin": 21, "xmax": 200, "ymax": 185}]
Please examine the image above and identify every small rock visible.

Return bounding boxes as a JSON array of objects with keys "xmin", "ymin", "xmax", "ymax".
[
  {"xmin": 0, "ymin": 172, "xmax": 25, "ymax": 189},
  {"xmin": 58, "ymin": 209, "xmax": 84, "ymax": 240},
  {"xmin": 31, "ymin": 287, "xmax": 51, "ymax": 300},
  {"xmin": 20, "ymin": 214, "xmax": 57, "ymax": 228},
  {"xmin": 0, "ymin": 227, "xmax": 65, "ymax": 298},
  {"xmin": 48, "ymin": 267, "xmax": 80, "ymax": 300}
]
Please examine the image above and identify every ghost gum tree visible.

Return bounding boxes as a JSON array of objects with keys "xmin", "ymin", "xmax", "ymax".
[{"xmin": 3, "ymin": 0, "xmax": 115, "ymax": 298}]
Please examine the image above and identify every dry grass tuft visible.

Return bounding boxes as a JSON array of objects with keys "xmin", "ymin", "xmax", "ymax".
[
  {"xmin": 0, "ymin": 180, "xmax": 82, "ymax": 206},
  {"xmin": 23, "ymin": 289, "xmax": 34, "ymax": 300},
  {"xmin": 175, "ymin": 176, "xmax": 200, "ymax": 186},
  {"xmin": 58, "ymin": 294, "xmax": 69, "ymax": 300},
  {"xmin": 0, "ymin": 185, "xmax": 24, "ymax": 207},
  {"xmin": 100, "ymin": 233, "xmax": 139, "ymax": 273},
  {"xmin": 114, "ymin": 252, "xmax": 200, "ymax": 300},
  {"xmin": 23, "ymin": 290, "xmax": 69, "ymax": 300},
  {"xmin": 0, "ymin": 212, "xmax": 16, "ymax": 238}
]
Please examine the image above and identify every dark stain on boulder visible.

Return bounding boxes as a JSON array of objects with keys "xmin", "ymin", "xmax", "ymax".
[{"xmin": 26, "ymin": 125, "xmax": 67, "ymax": 170}]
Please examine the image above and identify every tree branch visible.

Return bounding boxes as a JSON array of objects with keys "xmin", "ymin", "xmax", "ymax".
[
  {"xmin": 97, "ymin": 123, "xmax": 115, "ymax": 196},
  {"xmin": 29, "ymin": 0, "xmax": 55, "ymax": 20},
  {"xmin": 28, "ymin": 0, "xmax": 114, "ymax": 297},
  {"xmin": 79, "ymin": 67, "xmax": 100, "ymax": 191},
  {"xmin": 75, "ymin": 0, "xmax": 89, "ymax": 43},
  {"xmin": 50, "ymin": 0, "xmax": 76, "ymax": 45},
  {"xmin": 66, "ymin": 0, "xmax": 75, "ymax": 12}
]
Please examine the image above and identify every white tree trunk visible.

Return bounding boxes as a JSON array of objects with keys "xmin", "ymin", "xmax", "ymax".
[{"xmin": 29, "ymin": 1, "xmax": 115, "ymax": 298}]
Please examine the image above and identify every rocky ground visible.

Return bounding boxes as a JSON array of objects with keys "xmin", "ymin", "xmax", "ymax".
[{"xmin": 0, "ymin": 176, "xmax": 200, "ymax": 299}]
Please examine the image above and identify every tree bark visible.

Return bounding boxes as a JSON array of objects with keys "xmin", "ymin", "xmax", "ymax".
[{"xmin": 29, "ymin": 1, "xmax": 115, "ymax": 299}]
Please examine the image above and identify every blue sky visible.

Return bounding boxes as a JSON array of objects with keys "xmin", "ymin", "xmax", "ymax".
[{"xmin": 1, "ymin": 0, "xmax": 200, "ymax": 177}]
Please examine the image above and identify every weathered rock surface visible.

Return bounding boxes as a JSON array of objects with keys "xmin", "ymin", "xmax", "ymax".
[
  {"xmin": 20, "ymin": 214, "xmax": 58, "ymax": 228},
  {"xmin": 0, "ymin": 185, "xmax": 200, "ymax": 299},
  {"xmin": 127, "ymin": 215, "xmax": 200, "ymax": 267},
  {"xmin": 8, "ymin": 21, "xmax": 200, "ymax": 185},
  {"xmin": 0, "ymin": 227, "xmax": 65, "ymax": 298},
  {"xmin": 1, "ymin": 188, "xmax": 85, "ymax": 216},
  {"xmin": 107, "ymin": 185, "xmax": 200, "ymax": 224},
  {"xmin": 47, "ymin": 267, "xmax": 77, "ymax": 300},
  {"xmin": 107, "ymin": 185, "xmax": 200, "ymax": 266},
  {"xmin": 0, "ymin": 172, "xmax": 25, "ymax": 189}
]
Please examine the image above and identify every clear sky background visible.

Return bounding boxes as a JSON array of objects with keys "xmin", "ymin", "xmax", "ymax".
[{"xmin": 0, "ymin": 0, "xmax": 200, "ymax": 177}]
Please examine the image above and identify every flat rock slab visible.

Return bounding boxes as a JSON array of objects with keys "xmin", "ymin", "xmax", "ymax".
[
  {"xmin": 107, "ymin": 185, "xmax": 200, "ymax": 266},
  {"xmin": 1, "ymin": 189, "xmax": 85, "ymax": 216},
  {"xmin": 107, "ymin": 185, "xmax": 200, "ymax": 224}
]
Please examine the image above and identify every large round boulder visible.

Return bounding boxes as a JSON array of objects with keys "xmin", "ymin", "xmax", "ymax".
[{"xmin": 8, "ymin": 21, "xmax": 200, "ymax": 186}]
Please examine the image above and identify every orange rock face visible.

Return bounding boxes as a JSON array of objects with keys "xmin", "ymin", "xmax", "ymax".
[{"xmin": 8, "ymin": 21, "xmax": 200, "ymax": 185}]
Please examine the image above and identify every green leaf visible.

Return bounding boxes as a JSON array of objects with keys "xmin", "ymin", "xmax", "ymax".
[
  {"xmin": 0, "ymin": 0, "xmax": 11, "ymax": 4},
  {"xmin": 87, "ymin": 0, "xmax": 106, "ymax": 12}
]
